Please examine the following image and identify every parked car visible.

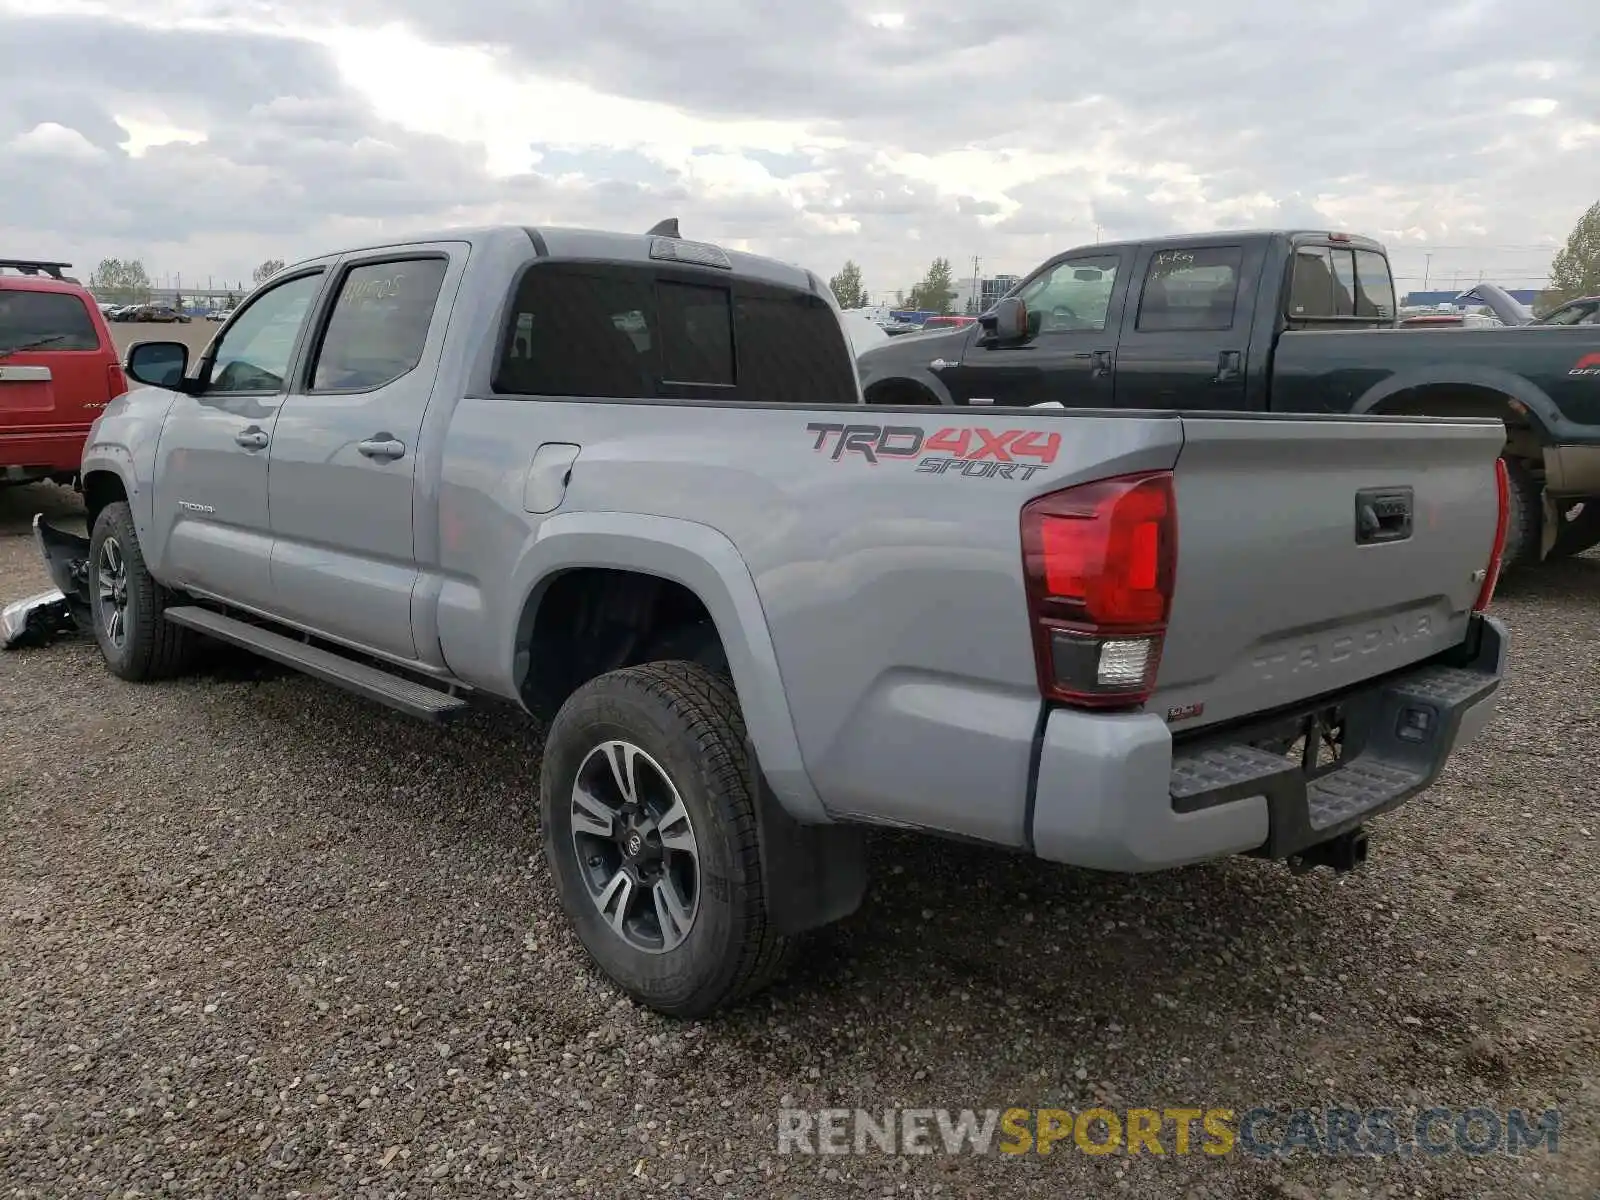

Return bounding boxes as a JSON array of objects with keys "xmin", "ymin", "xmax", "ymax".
[
  {"xmin": 135, "ymin": 304, "xmax": 191, "ymax": 324},
  {"xmin": 857, "ymin": 229, "xmax": 1600, "ymax": 565},
  {"xmin": 0, "ymin": 258, "xmax": 125, "ymax": 487},
  {"xmin": 31, "ymin": 223, "xmax": 1509, "ymax": 1016},
  {"xmin": 206, "ymin": 307, "xmax": 235, "ymax": 323},
  {"xmin": 921, "ymin": 315, "xmax": 979, "ymax": 330}
]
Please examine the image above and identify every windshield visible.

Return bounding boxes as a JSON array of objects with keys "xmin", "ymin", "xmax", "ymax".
[{"xmin": 0, "ymin": 290, "xmax": 100, "ymax": 351}]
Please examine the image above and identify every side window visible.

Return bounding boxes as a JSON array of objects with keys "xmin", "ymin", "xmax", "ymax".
[
  {"xmin": 207, "ymin": 272, "xmax": 324, "ymax": 393},
  {"xmin": 1352, "ymin": 250, "xmax": 1395, "ymax": 319},
  {"xmin": 1288, "ymin": 248, "xmax": 1337, "ymax": 319},
  {"xmin": 1016, "ymin": 255, "xmax": 1119, "ymax": 332},
  {"xmin": 496, "ymin": 266, "xmax": 657, "ymax": 398},
  {"xmin": 1136, "ymin": 246, "xmax": 1244, "ymax": 332},
  {"xmin": 310, "ymin": 258, "xmax": 448, "ymax": 391}
]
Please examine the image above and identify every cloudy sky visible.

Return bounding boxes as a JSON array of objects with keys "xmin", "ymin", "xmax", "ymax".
[{"xmin": 2, "ymin": 0, "xmax": 1596, "ymax": 302}]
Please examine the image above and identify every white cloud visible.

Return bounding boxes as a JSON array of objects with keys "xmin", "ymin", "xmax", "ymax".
[
  {"xmin": 8, "ymin": 121, "xmax": 103, "ymax": 159},
  {"xmin": 0, "ymin": 0, "xmax": 1595, "ymax": 297}
]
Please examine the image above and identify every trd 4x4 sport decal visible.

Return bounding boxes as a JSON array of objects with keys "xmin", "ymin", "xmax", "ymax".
[
  {"xmin": 1570, "ymin": 353, "xmax": 1600, "ymax": 376},
  {"xmin": 805, "ymin": 422, "xmax": 1061, "ymax": 481}
]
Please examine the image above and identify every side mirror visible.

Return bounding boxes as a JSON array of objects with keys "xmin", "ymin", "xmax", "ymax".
[
  {"xmin": 125, "ymin": 341, "xmax": 189, "ymax": 390},
  {"xmin": 981, "ymin": 296, "xmax": 1031, "ymax": 343}
]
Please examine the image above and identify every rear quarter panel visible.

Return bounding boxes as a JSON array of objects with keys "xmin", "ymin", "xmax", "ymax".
[
  {"xmin": 1272, "ymin": 325, "xmax": 1600, "ymax": 435},
  {"xmin": 433, "ymin": 401, "xmax": 1183, "ymax": 842}
]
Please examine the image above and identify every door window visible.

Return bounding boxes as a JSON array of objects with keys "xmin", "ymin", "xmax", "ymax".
[
  {"xmin": 1014, "ymin": 256, "xmax": 1119, "ymax": 332},
  {"xmin": 206, "ymin": 272, "xmax": 324, "ymax": 393},
  {"xmin": 309, "ymin": 258, "xmax": 449, "ymax": 391},
  {"xmin": 1136, "ymin": 246, "xmax": 1244, "ymax": 331}
]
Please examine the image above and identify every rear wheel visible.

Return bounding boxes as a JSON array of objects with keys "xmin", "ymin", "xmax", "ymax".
[
  {"xmin": 1546, "ymin": 497, "xmax": 1600, "ymax": 559},
  {"xmin": 1500, "ymin": 456, "xmax": 1543, "ymax": 568},
  {"xmin": 88, "ymin": 501, "xmax": 197, "ymax": 681},
  {"xmin": 540, "ymin": 661, "xmax": 791, "ymax": 1017}
]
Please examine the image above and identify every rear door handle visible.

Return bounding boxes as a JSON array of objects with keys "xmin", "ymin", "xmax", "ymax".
[
  {"xmin": 358, "ymin": 435, "xmax": 406, "ymax": 461},
  {"xmin": 1214, "ymin": 350, "xmax": 1243, "ymax": 382},
  {"xmin": 235, "ymin": 427, "xmax": 268, "ymax": 450}
]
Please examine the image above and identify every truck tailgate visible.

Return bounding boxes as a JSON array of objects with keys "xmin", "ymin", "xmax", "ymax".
[{"xmin": 1153, "ymin": 414, "xmax": 1504, "ymax": 731}]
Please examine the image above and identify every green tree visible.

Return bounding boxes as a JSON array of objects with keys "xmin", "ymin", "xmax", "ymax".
[
  {"xmin": 252, "ymin": 259, "xmax": 286, "ymax": 286},
  {"xmin": 908, "ymin": 257, "xmax": 957, "ymax": 314},
  {"xmin": 828, "ymin": 260, "xmax": 868, "ymax": 309},
  {"xmin": 1540, "ymin": 200, "xmax": 1600, "ymax": 311},
  {"xmin": 88, "ymin": 258, "xmax": 153, "ymax": 305}
]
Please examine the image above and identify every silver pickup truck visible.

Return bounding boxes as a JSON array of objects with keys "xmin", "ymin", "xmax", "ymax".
[{"xmin": 28, "ymin": 223, "xmax": 1510, "ymax": 1017}]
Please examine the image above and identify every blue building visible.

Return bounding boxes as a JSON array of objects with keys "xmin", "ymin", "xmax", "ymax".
[{"xmin": 1402, "ymin": 288, "xmax": 1540, "ymax": 308}]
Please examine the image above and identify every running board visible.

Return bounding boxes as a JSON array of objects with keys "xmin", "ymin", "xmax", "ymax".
[{"xmin": 165, "ymin": 605, "xmax": 469, "ymax": 723}]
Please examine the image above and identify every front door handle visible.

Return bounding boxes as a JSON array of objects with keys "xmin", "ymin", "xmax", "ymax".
[
  {"xmin": 358, "ymin": 435, "xmax": 406, "ymax": 461},
  {"xmin": 1090, "ymin": 350, "xmax": 1114, "ymax": 378},
  {"xmin": 235, "ymin": 427, "xmax": 268, "ymax": 450},
  {"xmin": 1214, "ymin": 350, "xmax": 1243, "ymax": 382}
]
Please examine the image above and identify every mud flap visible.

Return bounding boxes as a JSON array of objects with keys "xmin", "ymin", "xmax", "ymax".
[{"xmin": 752, "ymin": 761, "xmax": 868, "ymax": 936}]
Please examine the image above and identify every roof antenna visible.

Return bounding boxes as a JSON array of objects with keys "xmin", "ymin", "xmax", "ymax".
[{"xmin": 646, "ymin": 218, "xmax": 680, "ymax": 238}]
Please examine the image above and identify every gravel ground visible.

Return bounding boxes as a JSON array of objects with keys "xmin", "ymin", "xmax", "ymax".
[{"xmin": 2, "ymin": 481, "xmax": 1596, "ymax": 1199}]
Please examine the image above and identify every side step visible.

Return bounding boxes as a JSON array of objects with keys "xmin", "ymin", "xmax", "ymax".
[{"xmin": 165, "ymin": 606, "xmax": 469, "ymax": 723}]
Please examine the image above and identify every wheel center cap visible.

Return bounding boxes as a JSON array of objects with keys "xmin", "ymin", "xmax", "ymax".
[{"xmin": 625, "ymin": 832, "xmax": 643, "ymax": 858}]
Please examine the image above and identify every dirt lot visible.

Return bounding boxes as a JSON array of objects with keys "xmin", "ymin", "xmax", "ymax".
[
  {"xmin": 108, "ymin": 319, "xmax": 220, "ymax": 359},
  {"xmin": 1, "ymin": 481, "xmax": 1596, "ymax": 1199}
]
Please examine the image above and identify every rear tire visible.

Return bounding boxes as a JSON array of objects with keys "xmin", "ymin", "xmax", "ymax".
[
  {"xmin": 1546, "ymin": 497, "xmax": 1600, "ymax": 559},
  {"xmin": 1500, "ymin": 456, "xmax": 1542, "ymax": 568},
  {"xmin": 88, "ymin": 501, "xmax": 197, "ymax": 681},
  {"xmin": 540, "ymin": 661, "xmax": 792, "ymax": 1017}
]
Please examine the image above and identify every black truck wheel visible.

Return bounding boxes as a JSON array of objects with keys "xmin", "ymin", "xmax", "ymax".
[
  {"xmin": 540, "ymin": 661, "xmax": 792, "ymax": 1017},
  {"xmin": 1547, "ymin": 498, "xmax": 1600, "ymax": 559},
  {"xmin": 88, "ymin": 501, "xmax": 197, "ymax": 681},
  {"xmin": 1500, "ymin": 456, "xmax": 1543, "ymax": 568}
]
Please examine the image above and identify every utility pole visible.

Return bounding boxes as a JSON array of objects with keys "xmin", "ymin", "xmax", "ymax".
[
  {"xmin": 1423, "ymin": 253, "xmax": 1433, "ymax": 290},
  {"xmin": 971, "ymin": 255, "xmax": 981, "ymax": 315}
]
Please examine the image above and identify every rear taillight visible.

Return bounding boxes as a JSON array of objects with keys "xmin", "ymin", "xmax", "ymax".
[
  {"xmin": 1474, "ymin": 457, "xmax": 1509, "ymax": 612},
  {"xmin": 107, "ymin": 363, "xmax": 126, "ymax": 397},
  {"xmin": 1020, "ymin": 470, "xmax": 1177, "ymax": 708}
]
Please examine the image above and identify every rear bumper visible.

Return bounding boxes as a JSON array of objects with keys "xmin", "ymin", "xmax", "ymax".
[{"xmin": 1029, "ymin": 614, "xmax": 1507, "ymax": 872}]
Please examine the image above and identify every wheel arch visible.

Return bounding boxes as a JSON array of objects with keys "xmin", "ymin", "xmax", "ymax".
[
  {"xmin": 506, "ymin": 512, "xmax": 827, "ymax": 823},
  {"xmin": 1351, "ymin": 367, "xmax": 1560, "ymax": 459},
  {"xmin": 861, "ymin": 372, "xmax": 952, "ymax": 407}
]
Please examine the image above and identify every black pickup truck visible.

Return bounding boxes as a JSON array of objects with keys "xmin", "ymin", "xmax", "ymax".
[{"xmin": 856, "ymin": 230, "xmax": 1600, "ymax": 565}]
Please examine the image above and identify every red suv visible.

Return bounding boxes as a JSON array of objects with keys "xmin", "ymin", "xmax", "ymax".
[{"xmin": 0, "ymin": 259, "xmax": 124, "ymax": 487}]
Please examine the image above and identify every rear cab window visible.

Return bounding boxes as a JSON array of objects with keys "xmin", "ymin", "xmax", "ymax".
[
  {"xmin": 494, "ymin": 263, "xmax": 857, "ymax": 405},
  {"xmin": 0, "ymin": 289, "xmax": 103, "ymax": 352},
  {"xmin": 1289, "ymin": 245, "xmax": 1395, "ymax": 322}
]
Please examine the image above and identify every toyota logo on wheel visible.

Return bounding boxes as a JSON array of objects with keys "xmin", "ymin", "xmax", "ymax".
[{"xmin": 626, "ymin": 833, "xmax": 642, "ymax": 857}]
